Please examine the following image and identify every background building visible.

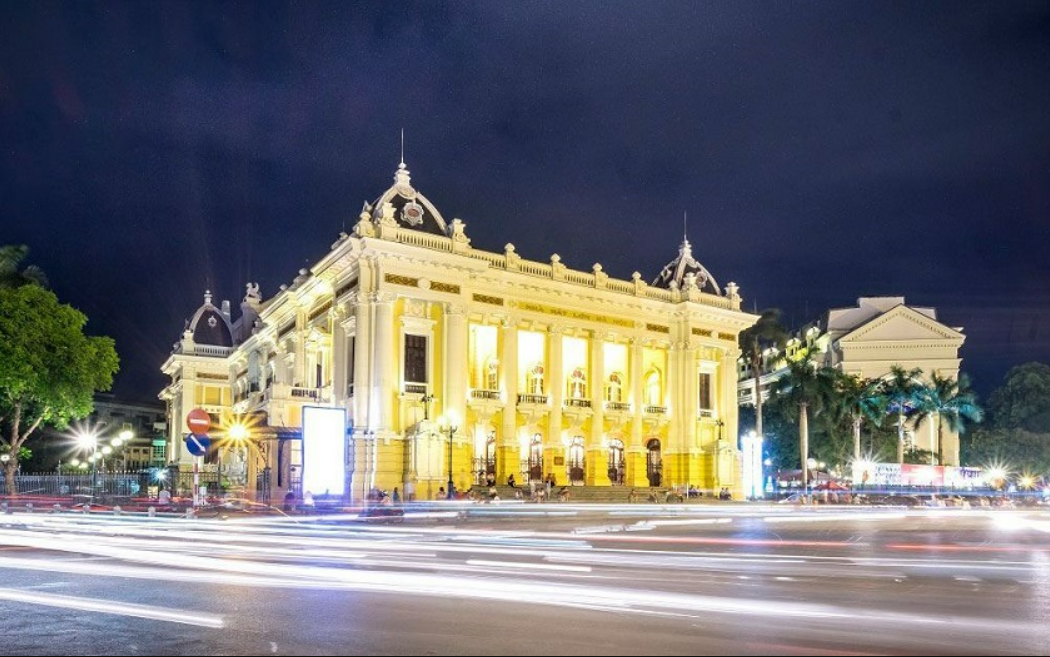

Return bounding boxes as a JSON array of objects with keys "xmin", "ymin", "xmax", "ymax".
[
  {"xmin": 160, "ymin": 160, "xmax": 758, "ymax": 501},
  {"xmin": 738, "ymin": 297, "xmax": 966, "ymax": 464}
]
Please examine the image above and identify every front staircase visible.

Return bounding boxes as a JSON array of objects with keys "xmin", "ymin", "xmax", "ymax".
[{"xmin": 471, "ymin": 484, "xmax": 695, "ymax": 504}]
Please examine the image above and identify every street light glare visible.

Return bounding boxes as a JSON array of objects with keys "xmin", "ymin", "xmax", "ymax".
[
  {"xmin": 119, "ymin": 429, "xmax": 133, "ymax": 442},
  {"xmin": 75, "ymin": 431, "xmax": 98, "ymax": 450},
  {"xmin": 228, "ymin": 422, "xmax": 249, "ymax": 441},
  {"xmin": 101, "ymin": 446, "xmax": 113, "ymax": 456}
]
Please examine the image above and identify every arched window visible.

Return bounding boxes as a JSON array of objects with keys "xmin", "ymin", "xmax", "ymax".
[
  {"xmin": 606, "ymin": 372, "xmax": 624, "ymax": 402},
  {"xmin": 529, "ymin": 364, "xmax": 545, "ymax": 395},
  {"xmin": 568, "ymin": 367, "xmax": 587, "ymax": 399},
  {"xmin": 486, "ymin": 358, "xmax": 500, "ymax": 391},
  {"xmin": 568, "ymin": 436, "xmax": 585, "ymax": 484},
  {"xmin": 645, "ymin": 368, "xmax": 662, "ymax": 406}
]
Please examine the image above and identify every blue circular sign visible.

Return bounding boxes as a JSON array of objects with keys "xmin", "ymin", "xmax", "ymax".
[{"xmin": 185, "ymin": 433, "xmax": 211, "ymax": 457}]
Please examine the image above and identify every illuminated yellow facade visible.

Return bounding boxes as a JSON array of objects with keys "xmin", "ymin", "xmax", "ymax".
[{"xmin": 160, "ymin": 161, "xmax": 758, "ymax": 500}]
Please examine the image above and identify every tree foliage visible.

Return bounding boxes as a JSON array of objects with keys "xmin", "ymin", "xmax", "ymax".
[
  {"xmin": 985, "ymin": 363, "xmax": 1050, "ymax": 433},
  {"xmin": 0, "ymin": 245, "xmax": 48, "ymax": 289},
  {"xmin": 0, "ymin": 284, "xmax": 119, "ymax": 494}
]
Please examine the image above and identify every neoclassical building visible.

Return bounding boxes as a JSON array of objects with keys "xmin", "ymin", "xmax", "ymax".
[
  {"xmin": 160, "ymin": 160, "xmax": 757, "ymax": 501},
  {"xmin": 738, "ymin": 296, "xmax": 966, "ymax": 465}
]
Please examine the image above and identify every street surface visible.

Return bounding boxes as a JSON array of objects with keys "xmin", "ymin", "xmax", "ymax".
[{"xmin": 0, "ymin": 503, "xmax": 1048, "ymax": 655}]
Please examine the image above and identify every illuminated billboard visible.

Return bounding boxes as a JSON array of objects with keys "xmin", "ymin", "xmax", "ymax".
[{"xmin": 302, "ymin": 406, "xmax": 347, "ymax": 498}]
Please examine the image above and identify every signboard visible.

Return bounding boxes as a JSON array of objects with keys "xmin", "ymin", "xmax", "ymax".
[
  {"xmin": 185, "ymin": 433, "xmax": 211, "ymax": 457},
  {"xmin": 740, "ymin": 432, "xmax": 764, "ymax": 499},
  {"xmin": 302, "ymin": 406, "xmax": 347, "ymax": 498},
  {"xmin": 186, "ymin": 408, "xmax": 211, "ymax": 435}
]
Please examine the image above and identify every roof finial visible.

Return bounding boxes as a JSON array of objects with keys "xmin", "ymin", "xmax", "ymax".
[
  {"xmin": 399, "ymin": 128, "xmax": 405, "ymax": 168},
  {"xmin": 683, "ymin": 210, "xmax": 688, "ymax": 242}
]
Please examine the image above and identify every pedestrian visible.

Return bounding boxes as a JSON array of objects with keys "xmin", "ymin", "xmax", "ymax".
[
  {"xmin": 303, "ymin": 490, "xmax": 315, "ymax": 509},
  {"xmin": 282, "ymin": 490, "xmax": 295, "ymax": 512},
  {"xmin": 392, "ymin": 487, "xmax": 401, "ymax": 504},
  {"xmin": 507, "ymin": 473, "xmax": 517, "ymax": 488},
  {"xmin": 437, "ymin": 486, "xmax": 446, "ymax": 500}
]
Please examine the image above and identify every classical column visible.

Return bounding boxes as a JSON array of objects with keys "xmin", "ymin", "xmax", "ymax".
[
  {"xmin": 499, "ymin": 318, "xmax": 519, "ymax": 482},
  {"xmin": 372, "ymin": 293, "xmax": 396, "ymax": 433},
  {"xmin": 444, "ymin": 304, "xmax": 468, "ymax": 422},
  {"xmin": 444, "ymin": 304, "xmax": 469, "ymax": 491},
  {"xmin": 547, "ymin": 325, "xmax": 564, "ymax": 484},
  {"xmin": 628, "ymin": 338, "xmax": 647, "ymax": 486},
  {"xmin": 588, "ymin": 331, "xmax": 607, "ymax": 485},
  {"xmin": 667, "ymin": 342, "xmax": 680, "ymax": 488},
  {"xmin": 353, "ymin": 294, "xmax": 372, "ymax": 431},
  {"xmin": 332, "ymin": 314, "xmax": 347, "ymax": 404},
  {"xmin": 682, "ymin": 343, "xmax": 698, "ymax": 487}
]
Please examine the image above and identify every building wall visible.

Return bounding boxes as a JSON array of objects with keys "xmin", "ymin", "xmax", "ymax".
[{"xmin": 161, "ymin": 209, "xmax": 756, "ymax": 499}]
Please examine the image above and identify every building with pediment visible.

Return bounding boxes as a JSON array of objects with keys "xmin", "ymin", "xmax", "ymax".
[
  {"xmin": 738, "ymin": 297, "xmax": 966, "ymax": 465},
  {"xmin": 160, "ymin": 159, "xmax": 758, "ymax": 501}
]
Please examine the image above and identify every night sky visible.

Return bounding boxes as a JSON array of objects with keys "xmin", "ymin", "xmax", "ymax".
[{"xmin": 2, "ymin": 2, "xmax": 1048, "ymax": 403}]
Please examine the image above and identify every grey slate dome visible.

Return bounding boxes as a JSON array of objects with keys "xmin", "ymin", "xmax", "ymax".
[
  {"xmin": 652, "ymin": 237, "xmax": 721, "ymax": 295},
  {"xmin": 368, "ymin": 161, "xmax": 449, "ymax": 236},
  {"xmin": 188, "ymin": 291, "xmax": 234, "ymax": 348}
]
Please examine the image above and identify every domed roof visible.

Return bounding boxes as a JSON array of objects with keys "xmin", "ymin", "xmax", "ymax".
[
  {"xmin": 188, "ymin": 291, "xmax": 234, "ymax": 348},
  {"xmin": 367, "ymin": 160, "xmax": 449, "ymax": 236},
  {"xmin": 652, "ymin": 237, "xmax": 721, "ymax": 295}
]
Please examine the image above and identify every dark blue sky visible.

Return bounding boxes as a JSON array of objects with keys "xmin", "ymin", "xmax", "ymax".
[{"xmin": 2, "ymin": 1, "xmax": 1048, "ymax": 401}]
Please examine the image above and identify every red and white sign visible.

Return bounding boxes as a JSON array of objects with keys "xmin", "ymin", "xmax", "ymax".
[{"xmin": 185, "ymin": 408, "xmax": 211, "ymax": 434}]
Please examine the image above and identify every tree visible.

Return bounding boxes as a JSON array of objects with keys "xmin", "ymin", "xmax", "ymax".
[
  {"xmin": 0, "ymin": 245, "xmax": 48, "ymax": 289},
  {"xmin": 986, "ymin": 363, "xmax": 1050, "ymax": 433},
  {"xmin": 768, "ymin": 352, "xmax": 837, "ymax": 491},
  {"xmin": 0, "ymin": 285, "xmax": 119, "ymax": 495},
  {"xmin": 881, "ymin": 366, "xmax": 926, "ymax": 465},
  {"xmin": 913, "ymin": 372, "xmax": 983, "ymax": 466},
  {"xmin": 739, "ymin": 309, "xmax": 788, "ymax": 445},
  {"xmin": 831, "ymin": 372, "xmax": 884, "ymax": 463}
]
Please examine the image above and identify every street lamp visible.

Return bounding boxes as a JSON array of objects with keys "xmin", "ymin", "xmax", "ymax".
[
  {"xmin": 76, "ymin": 429, "xmax": 99, "ymax": 503},
  {"xmin": 439, "ymin": 412, "xmax": 458, "ymax": 500}
]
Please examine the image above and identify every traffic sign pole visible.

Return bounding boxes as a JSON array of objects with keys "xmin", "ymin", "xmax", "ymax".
[{"xmin": 193, "ymin": 456, "xmax": 201, "ymax": 509}]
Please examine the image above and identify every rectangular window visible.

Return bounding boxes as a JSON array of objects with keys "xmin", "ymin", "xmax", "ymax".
[
  {"xmin": 404, "ymin": 334, "xmax": 428, "ymax": 384},
  {"xmin": 698, "ymin": 373, "xmax": 713, "ymax": 411}
]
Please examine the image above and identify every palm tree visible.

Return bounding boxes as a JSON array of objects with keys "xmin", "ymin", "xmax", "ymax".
[
  {"xmin": 0, "ymin": 245, "xmax": 47, "ymax": 289},
  {"xmin": 833, "ymin": 373, "xmax": 885, "ymax": 462},
  {"xmin": 769, "ymin": 352, "xmax": 837, "ymax": 491},
  {"xmin": 739, "ymin": 309, "xmax": 789, "ymax": 444},
  {"xmin": 914, "ymin": 372, "xmax": 983, "ymax": 465},
  {"xmin": 882, "ymin": 366, "xmax": 926, "ymax": 464}
]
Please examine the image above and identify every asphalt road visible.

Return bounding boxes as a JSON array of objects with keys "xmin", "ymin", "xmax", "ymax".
[{"xmin": 0, "ymin": 503, "xmax": 1048, "ymax": 656}]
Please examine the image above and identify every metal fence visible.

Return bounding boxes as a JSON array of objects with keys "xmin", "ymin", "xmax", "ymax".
[{"xmin": 0, "ymin": 472, "xmax": 151, "ymax": 498}]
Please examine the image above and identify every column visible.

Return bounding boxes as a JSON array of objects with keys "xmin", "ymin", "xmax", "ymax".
[
  {"xmin": 628, "ymin": 338, "xmax": 647, "ymax": 486},
  {"xmin": 498, "ymin": 319, "xmax": 519, "ymax": 482},
  {"xmin": 332, "ymin": 316, "xmax": 347, "ymax": 403},
  {"xmin": 547, "ymin": 325, "xmax": 563, "ymax": 484},
  {"xmin": 588, "ymin": 331, "xmax": 607, "ymax": 485},
  {"xmin": 683, "ymin": 344, "xmax": 699, "ymax": 487},
  {"xmin": 372, "ymin": 293, "xmax": 395, "ymax": 433},
  {"xmin": 666, "ymin": 343, "xmax": 680, "ymax": 488},
  {"xmin": 444, "ymin": 304, "xmax": 469, "ymax": 491},
  {"xmin": 721, "ymin": 349, "xmax": 741, "ymax": 494},
  {"xmin": 353, "ymin": 294, "xmax": 372, "ymax": 431}
]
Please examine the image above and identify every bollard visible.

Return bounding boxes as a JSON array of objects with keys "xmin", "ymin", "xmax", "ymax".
[
  {"xmin": 1, "ymin": 501, "xmax": 8, "ymax": 514},
  {"xmin": 113, "ymin": 505, "xmax": 121, "ymax": 516},
  {"xmin": 25, "ymin": 503, "xmax": 33, "ymax": 513},
  {"xmin": 185, "ymin": 507, "xmax": 195, "ymax": 519},
  {"xmin": 52, "ymin": 503, "xmax": 61, "ymax": 513},
  {"xmin": 82, "ymin": 503, "xmax": 91, "ymax": 513},
  {"xmin": 147, "ymin": 506, "xmax": 156, "ymax": 518}
]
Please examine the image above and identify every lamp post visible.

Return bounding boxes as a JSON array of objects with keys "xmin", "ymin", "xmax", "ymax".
[{"xmin": 439, "ymin": 412, "xmax": 458, "ymax": 500}]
